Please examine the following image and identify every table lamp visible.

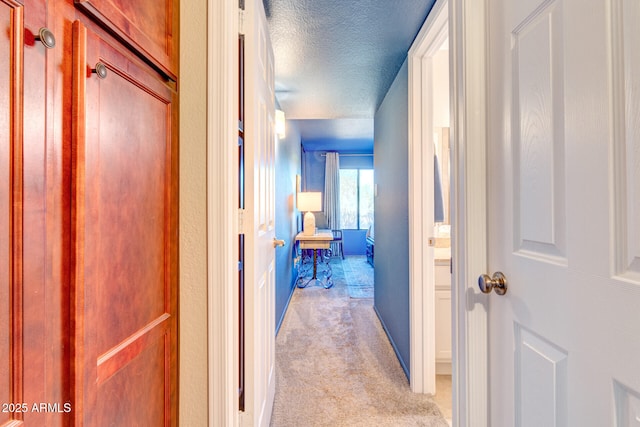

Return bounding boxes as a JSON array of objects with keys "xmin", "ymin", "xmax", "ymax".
[{"xmin": 297, "ymin": 192, "xmax": 322, "ymax": 236}]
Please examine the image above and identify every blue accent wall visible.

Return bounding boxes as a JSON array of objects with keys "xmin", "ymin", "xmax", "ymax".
[
  {"xmin": 301, "ymin": 150, "xmax": 325, "ymax": 192},
  {"xmin": 373, "ymin": 59, "xmax": 411, "ymax": 378},
  {"xmin": 340, "ymin": 155, "xmax": 373, "ymax": 169},
  {"xmin": 275, "ymin": 121, "xmax": 302, "ymax": 333},
  {"xmin": 301, "ymin": 148, "xmax": 374, "ymax": 255}
]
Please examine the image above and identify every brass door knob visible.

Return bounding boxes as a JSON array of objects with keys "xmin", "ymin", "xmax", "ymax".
[
  {"xmin": 273, "ymin": 238, "xmax": 285, "ymax": 248},
  {"xmin": 478, "ymin": 271, "xmax": 508, "ymax": 295}
]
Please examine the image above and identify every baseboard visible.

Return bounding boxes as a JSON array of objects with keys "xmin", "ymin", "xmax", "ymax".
[
  {"xmin": 373, "ymin": 305, "xmax": 410, "ymax": 380},
  {"xmin": 436, "ymin": 360, "xmax": 452, "ymax": 375},
  {"xmin": 275, "ymin": 274, "xmax": 298, "ymax": 336}
]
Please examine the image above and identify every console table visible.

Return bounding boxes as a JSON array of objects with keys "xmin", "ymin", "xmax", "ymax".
[{"xmin": 295, "ymin": 230, "xmax": 334, "ymax": 288}]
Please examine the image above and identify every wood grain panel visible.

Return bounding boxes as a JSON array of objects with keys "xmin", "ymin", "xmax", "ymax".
[
  {"xmin": 23, "ymin": 1, "xmax": 75, "ymax": 424},
  {"xmin": 72, "ymin": 20, "xmax": 177, "ymax": 426},
  {"xmin": 0, "ymin": 2, "xmax": 20, "ymax": 423},
  {"xmin": 74, "ymin": 0, "xmax": 177, "ymax": 80},
  {"xmin": 96, "ymin": 333, "xmax": 168, "ymax": 426},
  {"xmin": 92, "ymin": 61, "xmax": 168, "ymax": 353},
  {"xmin": 5, "ymin": 0, "xmax": 73, "ymax": 424}
]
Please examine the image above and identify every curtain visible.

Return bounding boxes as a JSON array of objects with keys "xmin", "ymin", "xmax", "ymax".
[{"xmin": 324, "ymin": 152, "xmax": 340, "ymax": 229}]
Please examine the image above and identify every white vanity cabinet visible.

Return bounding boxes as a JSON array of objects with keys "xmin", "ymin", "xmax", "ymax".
[{"xmin": 435, "ymin": 260, "xmax": 452, "ymax": 374}]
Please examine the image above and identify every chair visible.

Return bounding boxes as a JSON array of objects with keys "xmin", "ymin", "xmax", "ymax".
[
  {"xmin": 331, "ymin": 229, "xmax": 344, "ymax": 259},
  {"xmin": 366, "ymin": 226, "xmax": 374, "ymax": 266}
]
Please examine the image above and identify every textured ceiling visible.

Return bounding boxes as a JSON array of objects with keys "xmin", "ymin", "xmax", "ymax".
[{"xmin": 264, "ymin": 0, "xmax": 436, "ymax": 145}]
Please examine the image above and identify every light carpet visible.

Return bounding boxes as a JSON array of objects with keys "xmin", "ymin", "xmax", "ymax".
[{"xmin": 270, "ymin": 258, "xmax": 448, "ymax": 427}]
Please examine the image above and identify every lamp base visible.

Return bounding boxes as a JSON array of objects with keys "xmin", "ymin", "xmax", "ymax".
[{"xmin": 303, "ymin": 211, "xmax": 316, "ymax": 236}]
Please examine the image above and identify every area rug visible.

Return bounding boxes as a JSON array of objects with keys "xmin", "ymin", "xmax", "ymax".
[
  {"xmin": 342, "ymin": 255, "xmax": 374, "ymax": 299},
  {"xmin": 270, "ymin": 260, "xmax": 448, "ymax": 427}
]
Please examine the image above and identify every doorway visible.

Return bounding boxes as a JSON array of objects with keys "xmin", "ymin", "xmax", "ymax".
[
  {"xmin": 431, "ymin": 38, "xmax": 453, "ymax": 423},
  {"xmin": 408, "ymin": 0, "xmax": 453, "ymax": 422},
  {"xmin": 204, "ymin": 0, "xmax": 495, "ymax": 425}
]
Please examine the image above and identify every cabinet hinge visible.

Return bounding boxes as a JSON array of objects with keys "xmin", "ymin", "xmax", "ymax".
[
  {"xmin": 238, "ymin": 9, "xmax": 246, "ymax": 35},
  {"xmin": 238, "ymin": 208, "xmax": 245, "ymax": 234}
]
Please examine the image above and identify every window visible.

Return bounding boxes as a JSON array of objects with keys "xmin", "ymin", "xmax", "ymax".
[{"xmin": 339, "ymin": 169, "xmax": 374, "ymax": 229}]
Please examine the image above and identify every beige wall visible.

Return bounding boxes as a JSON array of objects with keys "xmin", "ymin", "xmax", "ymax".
[{"xmin": 179, "ymin": 0, "xmax": 209, "ymax": 425}]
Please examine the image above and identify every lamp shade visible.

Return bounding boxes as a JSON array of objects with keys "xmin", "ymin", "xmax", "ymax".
[
  {"xmin": 297, "ymin": 192, "xmax": 322, "ymax": 212},
  {"xmin": 297, "ymin": 192, "xmax": 322, "ymax": 235}
]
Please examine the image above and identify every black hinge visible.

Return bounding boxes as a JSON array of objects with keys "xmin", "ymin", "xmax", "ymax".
[{"xmin": 239, "ymin": 0, "xmax": 245, "ymax": 10}]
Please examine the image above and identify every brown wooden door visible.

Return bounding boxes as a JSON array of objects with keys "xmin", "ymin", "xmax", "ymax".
[
  {"xmin": 71, "ymin": 19, "xmax": 178, "ymax": 426},
  {"xmin": 2, "ymin": 1, "xmax": 71, "ymax": 426}
]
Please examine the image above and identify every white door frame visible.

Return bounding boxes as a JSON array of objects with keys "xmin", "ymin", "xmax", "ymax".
[
  {"xmin": 207, "ymin": 0, "xmax": 490, "ymax": 425},
  {"xmin": 208, "ymin": 1, "xmax": 240, "ymax": 426},
  {"xmin": 407, "ymin": 0, "xmax": 448, "ymax": 395},
  {"xmin": 408, "ymin": 0, "xmax": 490, "ymax": 424},
  {"xmin": 450, "ymin": 0, "xmax": 489, "ymax": 425}
]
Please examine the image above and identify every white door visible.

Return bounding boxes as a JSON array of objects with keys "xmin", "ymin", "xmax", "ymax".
[
  {"xmin": 486, "ymin": 0, "xmax": 640, "ymax": 425},
  {"xmin": 243, "ymin": 0, "xmax": 277, "ymax": 425}
]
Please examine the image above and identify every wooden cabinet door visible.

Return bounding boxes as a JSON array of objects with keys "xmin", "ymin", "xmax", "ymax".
[
  {"xmin": 73, "ymin": 0, "xmax": 178, "ymax": 80},
  {"xmin": 2, "ymin": 1, "xmax": 70, "ymax": 426},
  {"xmin": 71, "ymin": 19, "xmax": 177, "ymax": 426}
]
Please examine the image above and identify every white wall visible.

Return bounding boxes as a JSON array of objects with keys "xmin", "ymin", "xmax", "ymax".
[{"xmin": 432, "ymin": 48, "xmax": 450, "ymax": 128}]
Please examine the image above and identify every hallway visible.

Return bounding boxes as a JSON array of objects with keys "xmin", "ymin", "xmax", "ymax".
[{"xmin": 270, "ymin": 257, "xmax": 448, "ymax": 426}]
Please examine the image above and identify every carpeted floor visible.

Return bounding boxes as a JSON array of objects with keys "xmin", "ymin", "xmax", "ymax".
[
  {"xmin": 342, "ymin": 255, "xmax": 374, "ymax": 299},
  {"xmin": 270, "ymin": 257, "xmax": 448, "ymax": 427}
]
